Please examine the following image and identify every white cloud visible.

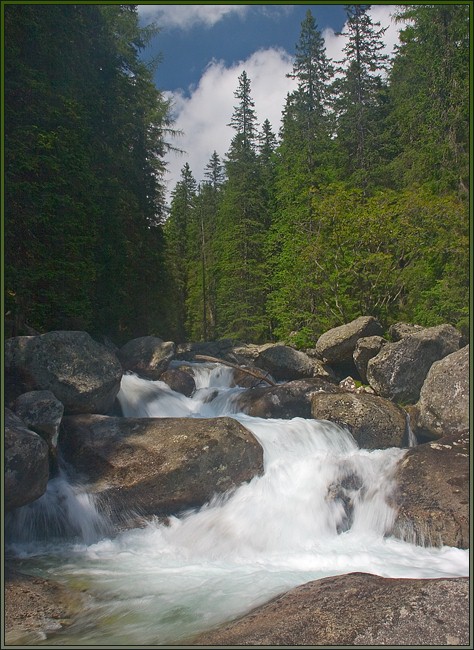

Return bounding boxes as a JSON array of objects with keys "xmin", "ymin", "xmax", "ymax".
[
  {"xmin": 323, "ymin": 5, "xmax": 400, "ymax": 73},
  {"xmin": 164, "ymin": 48, "xmax": 296, "ymax": 198},
  {"xmin": 163, "ymin": 7, "xmax": 402, "ymax": 202},
  {"xmin": 137, "ymin": 4, "xmax": 249, "ymax": 29}
]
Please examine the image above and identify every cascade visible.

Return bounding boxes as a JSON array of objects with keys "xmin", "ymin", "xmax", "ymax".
[{"xmin": 5, "ymin": 362, "xmax": 469, "ymax": 646}]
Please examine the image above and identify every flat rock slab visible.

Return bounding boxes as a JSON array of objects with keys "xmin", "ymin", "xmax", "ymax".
[
  {"xmin": 4, "ymin": 567, "xmax": 86, "ymax": 645},
  {"xmin": 59, "ymin": 415, "xmax": 264, "ymax": 518},
  {"xmin": 190, "ymin": 572, "xmax": 469, "ymax": 646}
]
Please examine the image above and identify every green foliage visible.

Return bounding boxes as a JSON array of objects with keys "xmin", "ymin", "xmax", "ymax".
[{"xmin": 4, "ymin": 5, "xmax": 173, "ymax": 341}]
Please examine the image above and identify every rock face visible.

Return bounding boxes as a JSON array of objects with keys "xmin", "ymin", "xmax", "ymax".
[
  {"xmin": 190, "ymin": 573, "xmax": 469, "ymax": 646},
  {"xmin": 388, "ymin": 322, "xmax": 424, "ymax": 341},
  {"xmin": 5, "ymin": 409, "xmax": 50, "ymax": 511},
  {"xmin": 159, "ymin": 368, "xmax": 196, "ymax": 396},
  {"xmin": 412, "ymin": 345, "xmax": 469, "ymax": 441},
  {"xmin": 311, "ymin": 392, "xmax": 407, "ymax": 449},
  {"xmin": 314, "ymin": 316, "xmax": 383, "ymax": 364},
  {"xmin": 118, "ymin": 336, "xmax": 175, "ymax": 380},
  {"xmin": 353, "ymin": 335, "xmax": 387, "ymax": 384},
  {"xmin": 255, "ymin": 344, "xmax": 334, "ymax": 381},
  {"xmin": 234, "ymin": 379, "xmax": 341, "ymax": 419},
  {"xmin": 366, "ymin": 324, "xmax": 463, "ymax": 403},
  {"xmin": 390, "ymin": 431, "xmax": 469, "ymax": 548},
  {"xmin": 14, "ymin": 390, "xmax": 64, "ymax": 452},
  {"xmin": 5, "ymin": 331, "xmax": 122, "ymax": 414},
  {"xmin": 59, "ymin": 415, "xmax": 263, "ymax": 517}
]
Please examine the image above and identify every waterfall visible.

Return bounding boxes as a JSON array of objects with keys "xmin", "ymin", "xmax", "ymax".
[{"xmin": 6, "ymin": 362, "xmax": 469, "ymax": 646}]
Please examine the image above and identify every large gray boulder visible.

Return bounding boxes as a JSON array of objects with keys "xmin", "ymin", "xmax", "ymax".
[
  {"xmin": 314, "ymin": 316, "xmax": 383, "ymax": 364},
  {"xmin": 388, "ymin": 322, "xmax": 424, "ymax": 341},
  {"xmin": 353, "ymin": 336, "xmax": 387, "ymax": 384},
  {"xmin": 311, "ymin": 392, "xmax": 408, "ymax": 449},
  {"xmin": 59, "ymin": 415, "xmax": 263, "ymax": 518},
  {"xmin": 411, "ymin": 345, "xmax": 469, "ymax": 441},
  {"xmin": 190, "ymin": 573, "xmax": 469, "ymax": 646},
  {"xmin": 390, "ymin": 430, "xmax": 469, "ymax": 548},
  {"xmin": 366, "ymin": 324, "xmax": 463, "ymax": 404},
  {"xmin": 234, "ymin": 379, "xmax": 341, "ymax": 419},
  {"xmin": 5, "ymin": 409, "xmax": 49, "ymax": 511},
  {"xmin": 14, "ymin": 391, "xmax": 64, "ymax": 452},
  {"xmin": 5, "ymin": 331, "xmax": 122, "ymax": 414},
  {"xmin": 118, "ymin": 336, "xmax": 175, "ymax": 380},
  {"xmin": 255, "ymin": 344, "xmax": 334, "ymax": 381}
]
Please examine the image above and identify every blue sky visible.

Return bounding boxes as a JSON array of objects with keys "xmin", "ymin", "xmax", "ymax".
[{"xmin": 137, "ymin": 4, "xmax": 400, "ymax": 201}]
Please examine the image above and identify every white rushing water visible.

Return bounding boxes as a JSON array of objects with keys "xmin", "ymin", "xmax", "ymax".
[{"xmin": 6, "ymin": 363, "xmax": 469, "ymax": 646}]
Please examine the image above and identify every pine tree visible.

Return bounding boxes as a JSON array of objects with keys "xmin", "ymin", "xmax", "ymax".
[
  {"xmin": 389, "ymin": 4, "xmax": 469, "ymax": 194},
  {"xmin": 164, "ymin": 163, "xmax": 197, "ymax": 340},
  {"xmin": 214, "ymin": 72, "xmax": 270, "ymax": 341},
  {"xmin": 333, "ymin": 4, "xmax": 389, "ymax": 189},
  {"xmin": 268, "ymin": 11, "xmax": 335, "ymax": 343},
  {"xmin": 185, "ymin": 152, "xmax": 226, "ymax": 340}
]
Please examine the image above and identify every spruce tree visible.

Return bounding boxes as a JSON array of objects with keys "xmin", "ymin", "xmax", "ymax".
[
  {"xmin": 164, "ymin": 163, "xmax": 197, "ymax": 340},
  {"xmin": 333, "ymin": 4, "xmax": 389, "ymax": 189},
  {"xmin": 214, "ymin": 72, "xmax": 269, "ymax": 341}
]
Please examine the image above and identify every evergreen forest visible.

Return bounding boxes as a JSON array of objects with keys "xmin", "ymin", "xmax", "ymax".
[{"xmin": 4, "ymin": 4, "xmax": 470, "ymax": 347}]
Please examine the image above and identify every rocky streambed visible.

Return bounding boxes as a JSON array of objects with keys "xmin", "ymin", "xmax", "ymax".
[{"xmin": 4, "ymin": 317, "xmax": 470, "ymax": 645}]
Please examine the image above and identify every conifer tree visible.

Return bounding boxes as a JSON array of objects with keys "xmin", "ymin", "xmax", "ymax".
[
  {"xmin": 164, "ymin": 163, "xmax": 197, "ymax": 340},
  {"xmin": 214, "ymin": 72, "xmax": 269, "ymax": 341},
  {"xmin": 389, "ymin": 4, "xmax": 469, "ymax": 194},
  {"xmin": 333, "ymin": 4, "xmax": 389, "ymax": 188},
  {"xmin": 185, "ymin": 152, "xmax": 226, "ymax": 340},
  {"xmin": 268, "ymin": 11, "xmax": 335, "ymax": 343}
]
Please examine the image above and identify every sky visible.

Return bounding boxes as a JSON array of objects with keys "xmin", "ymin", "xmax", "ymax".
[{"xmin": 137, "ymin": 4, "xmax": 401, "ymax": 202}]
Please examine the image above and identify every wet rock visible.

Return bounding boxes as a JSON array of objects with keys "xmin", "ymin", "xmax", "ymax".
[
  {"xmin": 235, "ymin": 379, "xmax": 342, "ymax": 419},
  {"xmin": 311, "ymin": 392, "xmax": 407, "ymax": 449},
  {"xmin": 255, "ymin": 344, "xmax": 334, "ymax": 381},
  {"xmin": 5, "ymin": 409, "xmax": 50, "ymax": 511},
  {"xmin": 366, "ymin": 324, "xmax": 463, "ymax": 404},
  {"xmin": 411, "ymin": 345, "xmax": 469, "ymax": 441},
  {"xmin": 14, "ymin": 390, "xmax": 64, "ymax": 452},
  {"xmin": 118, "ymin": 336, "xmax": 175, "ymax": 380},
  {"xmin": 4, "ymin": 566, "xmax": 86, "ymax": 645},
  {"xmin": 353, "ymin": 335, "xmax": 387, "ymax": 384},
  {"xmin": 314, "ymin": 316, "xmax": 383, "ymax": 364},
  {"xmin": 390, "ymin": 431, "xmax": 469, "ymax": 548},
  {"xmin": 59, "ymin": 415, "xmax": 263, "ymax": 518},
  {"xmin": 189, "ymin": 573, "xmax": 469, "ymax": 646},
  {"xmin": 159, "ymin": 368, "xmax": 196, "ymax": 397},
  {"xmin": 5, "ymin": 331, "xmax": 122, "ymax": 414}
]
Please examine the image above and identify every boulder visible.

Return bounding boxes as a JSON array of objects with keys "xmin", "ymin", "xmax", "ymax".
[
  {"xmin": 353, "ymin": 336, "xmax": 387, "ymax": 384},
  {"xmin": 14, "ymin": 391, "xmax": 64, "ymax": 452},
  {"xmin": 255, "ymin": 344, "xmax": 334, "ymax": 381},
  {"xmin": 411, "ymin": 345, "xmax": 469, "ymax": 441},
  {"xmin": 366, "ymin": 324, "xmax": 463, "ymax": 404},
  {"xmin": 311, "ymin": 392, "xmax": 408, "ymax": 449},
  {"xmin": 388, "ymin": 322, "xmax": 424, "ymax": 341},
  {"xmin": 234, "ymin": 379, "xmax": 342, "ymax": 419},
  {"xmin": 5, "ymin": 331, "xmax": 122, "ymax": 414},
  {"xmin": 5, "ymin": 409, "xmax": 50, "ymax": 511},
  {"xmin": 190, "ymin": 573, "xmax": 469, "ymax": 646},
  {"xmin": 59, "ymin": 415, "xmax": 263, "ymax": 518},
  {"xmin": 314, "ymin": 316, "xmax": 383, "ymax": 364},
  {"xmin": 159, "ymin": 368, "xmax": 196, "ymax": 397},
  {"xmin": 390, "ymin": 431, "xmax": 469, "ymax": 548},
  {"xmin": 118, "ymin": 336, "xmax": 175, "ymax": 380}
]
